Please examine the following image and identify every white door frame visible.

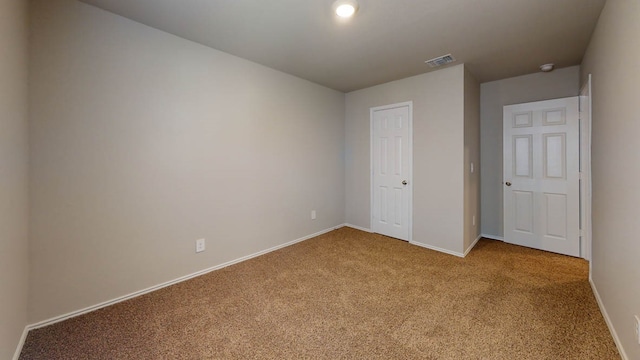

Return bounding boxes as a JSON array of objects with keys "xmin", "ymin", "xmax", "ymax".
[
  {"xmin": 370, "ymin": 101, "xmax": 413, "ymax": 241},
  {"xmin": 579, "ymin": 74, "xmax": 593, "ymax": 261}
]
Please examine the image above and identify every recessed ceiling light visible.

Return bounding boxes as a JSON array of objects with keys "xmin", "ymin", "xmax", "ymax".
[
  {"xmin": 540, "ymin": 63, "xmax": 555, "ymax": 72},
  {"xmin": 333, "ymin": 0, "xmax": 358, "ymax": 18}
]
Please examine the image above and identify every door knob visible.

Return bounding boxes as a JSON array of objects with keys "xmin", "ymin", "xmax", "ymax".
[
  {"xmin": 402, "ymin": 180, "xmax": 408, "ymax": 185},
  {"xmin": 505, "ymin": 182, "xmax": 512, "ymax": 186}
]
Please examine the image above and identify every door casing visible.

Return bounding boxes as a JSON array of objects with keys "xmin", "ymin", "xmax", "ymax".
[{"xmin": 580, "ymin": 75, "xmax": 593, "ymax": 262}]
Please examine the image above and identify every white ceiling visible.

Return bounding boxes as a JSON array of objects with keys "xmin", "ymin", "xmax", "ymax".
[{"xmin": 79, "ymin": 0, "xmax": 606, "ymax": 92}]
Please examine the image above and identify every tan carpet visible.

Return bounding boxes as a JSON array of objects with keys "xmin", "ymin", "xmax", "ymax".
[{"xmin": 20, "ymin": 227, "xmax": 619, "ymax": 359}]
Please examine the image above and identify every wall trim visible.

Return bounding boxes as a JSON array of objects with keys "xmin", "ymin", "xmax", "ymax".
[
  {"xmin": 480, "ymin": 233, "xmax": 504, "ymax": 241},
  {"xmin": 589, "ymin": 278, "xmax": 629, "ymax": 360},
  {"xmin": 410, "ymin": 234, "xmax": 482, "ymax": 258},
  {"xmin": 343, "ymin": 223, "xmax": 373, "ymax": 233},
  {"xmin": 12, "ymin": 326, "xmax": 29, "ymax": 360},
  {"xmin": 25, "ymin": 225, "xmax": 343, "ymax": 333},
  {"xmin": 409, "ymin": 241, "xmax": 465, "ymax": 258},
  {"xmin": 348, "ymin": 225, "xmax": 479, "ymax": 258},
  {"xmin": 463, "ymin": 234, "xmax": 482, "ymax": 257}
]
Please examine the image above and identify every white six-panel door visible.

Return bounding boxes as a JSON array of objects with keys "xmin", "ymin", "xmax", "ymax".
[
  {"xmin": 503, "ymin": 97, "xmax": 580, "ymax": 257},
  {"xmin": 371, "ymin": 102, "xmax": 412, "ymax": 241}
]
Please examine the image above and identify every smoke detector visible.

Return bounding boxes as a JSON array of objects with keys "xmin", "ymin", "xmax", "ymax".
[
  {"xmin": 425, "ymin": 54, "xmax": 456, "ymax": 68},
  {"xmin": 540, "ymin": 63, "xmax": 555, "ymax": 72}
]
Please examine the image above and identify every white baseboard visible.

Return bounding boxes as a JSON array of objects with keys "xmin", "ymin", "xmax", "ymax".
[
  {"xmin": 26, "ymin": 225, "xmax": 342, "ymax": 333},
  {"xmin": 480, "ymin": 233, "xmax": 504, "ymax": 241},
  {"xmin": 463, "ymin": 234, "xmax": 482, "ymax": 257},
  {"xmin": 409, "ymin": 241, "xmax": 465, "ymax": 258},
  {"xmin": 411, "ymin": 236, "xmax": 481, "ymax": 258},
  {"xmin": 342, "ymin": 223, "xmax": 373, "ymax": 233},
  {"xmin": 589, "ymin": 278, "xmax": 629, "ymax": 360},
  {"xmin": 12, "ymin": 325, "xmax": 29, "ymax": 360},
  {"xmin": 346, "ymin": 225, "xmax": 479, "ymax": 258}
]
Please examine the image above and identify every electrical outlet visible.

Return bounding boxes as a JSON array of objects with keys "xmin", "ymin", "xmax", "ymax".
[
  {"xmin": 635, "ymin": 315, "xmax": 640, "ymax": 345},
  {"xmin": 472, "ymin": 215, "xmax": 476, "ymax": 226},
  {"xmin": 470, "ymin": 162, "xmax": 474, "ymax": 173},
  {"xmin": 311, "ymin": 210, "xmax": 317, "ymax": 220},
  {"xmin": 195, "ymin": 238, "xmax": 205, "ymax": 253}
]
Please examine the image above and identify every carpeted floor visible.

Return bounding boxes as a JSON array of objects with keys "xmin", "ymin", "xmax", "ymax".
[{"xmin": 20, "ymin": 227, "xmax": 620, "ymax": 359}]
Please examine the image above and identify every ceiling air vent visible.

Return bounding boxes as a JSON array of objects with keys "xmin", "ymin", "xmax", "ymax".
[{"xmin": 425, "ymin": 54, "xmax": 456, "ymax": 68}]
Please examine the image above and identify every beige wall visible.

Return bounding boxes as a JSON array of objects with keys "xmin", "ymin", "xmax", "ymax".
[
  {"xmin": 463, "ymin": 68, "xmax": 481, "ymax": 252},
  {"xmin": 479, "ymin": 66, "xmax": 580, "ymax": 238},
  {"xmin": 345, "ymin": 65, "xmax": 466, "ymax": 254},
  {"xmin": 28, "ymin": 0, "xmax": 345, "ymax": 323},
  {"xmin": 0, "ymin": 0, "xmax": 30, "ymax": 357},
  {"xmin": 581, "ymin": 1, "xmax": 640, "ymax": 358}
]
